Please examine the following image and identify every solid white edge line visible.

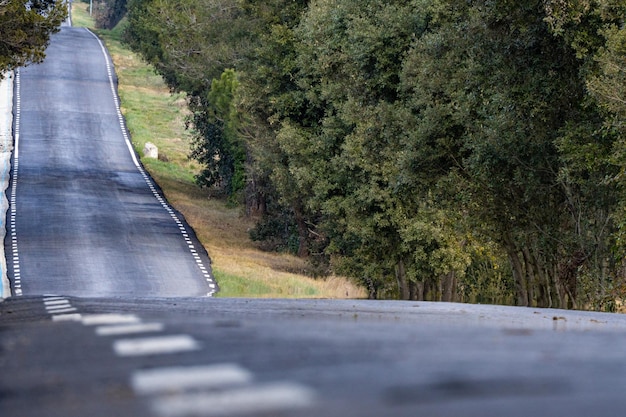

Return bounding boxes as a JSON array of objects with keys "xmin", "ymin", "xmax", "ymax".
[
  {"xmin": 84, "ymin": 29, "xmax": 140, "ymax": 168},
  {"xmin": 83, "ymin": 28, "xmax": 218, "ymax": 296}
]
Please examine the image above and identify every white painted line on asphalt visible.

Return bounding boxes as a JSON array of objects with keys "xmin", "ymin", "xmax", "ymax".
[
  {"xmin": 48, "ymin": 306, "xmax": 77, "ymax": 314},
  {"xmin": 150, "ymin": 382, "xmax": 315, "ymax": 417},
  {"xmin": 8, "ymin": 71, "xmax": 21, "ymax": 297},
  {"xmin": 84, "ymin": 28, "xmax": 219, "ymax": 297},
  {"xmin": 42, "ymin": 297, "xmax": 80, "ymax": 317},
  {"xmin": 44, "ymin": 299, "xmax": 71, "ymax": 306},
  {"xmin": 96, "ymin": 322, "xmax": 164, "ymax": 336},
  {"xmin": 81, "ymin": 314, "xmax": 141, "ymax": 326},
  {"xmin": 52, "ymin": 313, "xmax": 83, "ymax": 322},
  {"xmin": 43, "ymin": 295, "xmax": 66, "ymax": 301},
  {"xmin": 113, "ymin": 335, "xmax": 201, "ymax": 357},
  {"xmin": 131, "ymin": 364, "xmax": 253, "ymax": 395},
  {"xmin": 45, "ymin": 302, "xmax": 72, "ymax": 309}
]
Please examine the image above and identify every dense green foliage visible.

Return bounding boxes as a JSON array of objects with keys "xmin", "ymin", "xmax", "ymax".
[
  {"xmin": 88, "ymin": 0, "xmax": 128, "ymax": 29},
  {"xmin": 124, "ymin": 0, "xmax": 626, "ymax": 308},
  {"xmin": 0, "ymin": 0, "xmax": 67, "ymax": 76}
]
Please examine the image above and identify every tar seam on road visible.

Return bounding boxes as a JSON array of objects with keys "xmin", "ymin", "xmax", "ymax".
[{"xmin": 84, "ymin": 28, "xmax": 218, "ymax": 297}]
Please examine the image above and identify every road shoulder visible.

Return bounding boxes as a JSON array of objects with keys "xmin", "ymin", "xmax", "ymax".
[{"xmin": 0, "ymin": 71, "xmax": 13, "ymax": 299}]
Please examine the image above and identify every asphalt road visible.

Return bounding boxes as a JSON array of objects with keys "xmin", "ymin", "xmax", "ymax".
[
  {"xmin": 3, "ymin": 20, "xmax": 626, "ymax": 417},
  {"xmin": 4, "ymin": 27, "xmax": 216, "ymax": 297},
  {"xmin": 3, "ymin": 297, "xmax": 626, "ymax": 417}
]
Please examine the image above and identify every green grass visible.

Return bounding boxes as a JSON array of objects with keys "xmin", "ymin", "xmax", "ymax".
[
  {"xmin": 214, "ymin": 271, "xmax": 276, "ymax": 297},
  {"xmin": 70, "ymin": 2, "xmax": 93, "ymax": 28},
  {"xmin": 71, "ymin": 4, "xmax": 366, "ymax": 299}
]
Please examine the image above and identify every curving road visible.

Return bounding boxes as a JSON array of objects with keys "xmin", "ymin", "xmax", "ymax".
[{"xmin": 4, "ymin": 27, "xmax": 216, "ymax": 297}]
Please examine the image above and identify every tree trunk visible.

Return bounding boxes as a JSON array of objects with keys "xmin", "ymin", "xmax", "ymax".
[
  {"xmin": 503, "ymin": 235, "xmax": 528, "ymax": 306},
  {"xmin": 415, "ymin": 281, "xmax": 425, "ymax": 301},
  {"xmin": 538, "ymin": 265, "xmax": 553, "ymax": 309},
  {"xmin": 293, "ymin": 205, "xmax": 309, "ymax": 258},
  {"xmin": 441, "ymin": 271, "xmax": 456, "ymax": 302},
  {"xmin": 409, "ymin": 280, "xmax": 419, "ymax": 301},
  {"xmin": 396, "ymin": 259, "xmax": 410, "ymax": 300},
  {"xmin": 245, "ymin": 173, "xmax": 267, "ymax": 216},
  {"xmin": 558, "ymin": 250, "xmax": 586, "ymax": 309},
  {"xmin": 553, "ymin": 265, "xmax": 565, "ymax": 309},
  {"xmin": 522, "ymin": 248, "xmax": 537, "ymax": 307}
]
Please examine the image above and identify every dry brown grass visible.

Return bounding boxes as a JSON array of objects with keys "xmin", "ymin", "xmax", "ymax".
[{"xmin": 151, "ymin": 174, "xmax": 366, "ymax": 298}]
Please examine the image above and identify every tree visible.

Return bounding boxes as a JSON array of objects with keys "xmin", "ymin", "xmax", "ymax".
[
  {"xmin": 0, "ymin": 0, "xmax": 67, "ymax": 77},
  {"xmin": 400, "ymin": 0, "xmax": 619, "ymax": 308},
  {"xmin": 92, "ymin": 0, "xmax": 127, "ymax": 29},
  {"xmin": 276, "ymin": 0, "xmax": 477, "ymax": 298},
  {"xmin": 544, "ymin": 0, "xmax": 626, "ymax": 308},
  {"xmin": 123, "ymin": 0, "xmax": 625, "ymax": 307},
  {"xmin": 124, "ymin": 0, "xmax": 255, "ymax": 196},
  {"xmin": 190, "ymin": 69, "xmax": 246, "ymax": 198}
]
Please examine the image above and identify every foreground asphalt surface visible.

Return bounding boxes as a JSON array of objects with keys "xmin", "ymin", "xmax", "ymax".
[
  {"xmin": 5, "ymin": 27, "xmax": 215, "ymax": 297},
  {"xmin": 2, "ymin": 297, "xmax": 626, "ymax": 417}
]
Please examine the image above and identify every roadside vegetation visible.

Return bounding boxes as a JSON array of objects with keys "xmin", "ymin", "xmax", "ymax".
[
  {"xmin": 0, "ymin": 0, "xmax": 67, "ymax": 77},
  {"xmin": 118, "ymin": 0, "xmax": 626, "ymax": 310},
  {"xmin": 71, "ymin": 3, "xmax": 366, "ymax": 299}
]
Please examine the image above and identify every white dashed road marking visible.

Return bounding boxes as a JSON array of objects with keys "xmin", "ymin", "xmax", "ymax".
[
  {"xmin": 46, "ymin": 307, "xmax": 78, "ymax": 314},
  {"xmin": 52, "ymin": 313, "xmax": 83, "ymax": 322},
  {"xmin": 96, "ymin": 322, "xmax": 165, "ymax": 336},
  {"xmin": 44, "ymin": 299, "xmax": 71, "ymax": 306},
  {"xmin": 131, "ymin": 364, "xmax": 253, "ymax": 395},
  {"xmin": 81, "ymin": 314, "xmax": 141, "ymax": 326},
  {"xmin": 42, "ymin": 301, "xmax": 317, "ymax": 415},
  {"xmin": 44, "ymin": 296, "xmax": 81, "ymax": 320},
  {"xmin": 113, "ymin": 335, "xmax": 201, "ymax": 357},
  {"xmin": 150, "ymin": 382, "xmax": 316, "ymax": 417}
]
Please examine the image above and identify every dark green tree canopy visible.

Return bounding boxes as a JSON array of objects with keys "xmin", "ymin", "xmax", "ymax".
[
  {"xmin": 0, "ymin": 0, "xmax": 67, "ymax": 76},
  {"xmin": 125, "ymin": 0, "xmax": 626, "ymax": 308}
]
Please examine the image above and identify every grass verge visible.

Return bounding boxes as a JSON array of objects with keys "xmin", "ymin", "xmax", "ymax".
[{"xmin": 71, "ymin": 4, "xmax": 366, "ymax": 299}]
